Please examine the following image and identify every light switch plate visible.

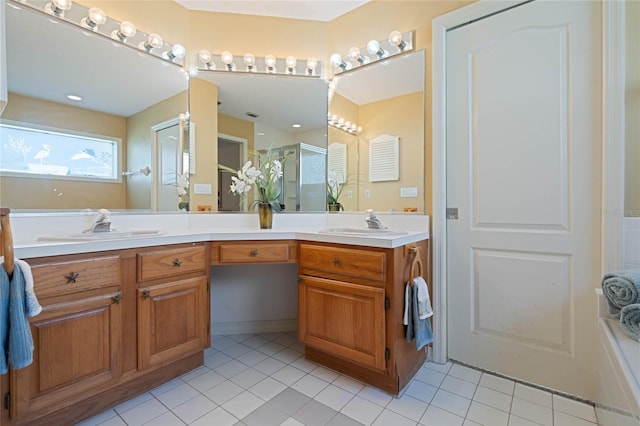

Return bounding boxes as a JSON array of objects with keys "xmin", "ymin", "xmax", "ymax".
[
  {"xmin": 194, "ymin": 183, "xmax": 212, "ymax": 194},
  {"xmin": 400, "ymin": 187, "xmax": 418, "ymax": 197}
]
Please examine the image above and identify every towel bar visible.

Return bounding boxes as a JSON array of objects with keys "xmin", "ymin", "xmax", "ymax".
[{"xmin": 409, "ymin": 246, "xmax": 423, "ymax": 285}]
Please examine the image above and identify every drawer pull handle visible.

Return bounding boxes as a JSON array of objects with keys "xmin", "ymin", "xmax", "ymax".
[
  {"xmin": 250, "ymin": 250, "xmax": 259, "ymax": 257},
  {"xmin": 333, "ymin": 258, "xmax": 340, "ymax": 266},
  {"xmin": 65, "ymin": 272, "xmax": 79, "ymax": 283},
  {"xmin": 142, "ymin": 290, "xmax": 150, "ymax": 299},
  {"xmin": 112, "ymin": 294, "xmax": 122, "ymax": 304},
  {"xmin": 172, "ymin": 259, "xmax": 182, "ymax": 267}
]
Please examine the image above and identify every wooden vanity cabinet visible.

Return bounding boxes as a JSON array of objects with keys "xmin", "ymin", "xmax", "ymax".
[
  {"xmin": 298, "ymin": 240, "xmax": 429, "ymax": 394},
  {"xmin": 1, "ymin": 243, "xmax": 210, "ymax": 426}
]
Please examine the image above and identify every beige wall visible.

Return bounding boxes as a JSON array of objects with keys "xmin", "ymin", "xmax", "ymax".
[
  {"xmin": 359, "ymin": 92, "xmax": 424, "ymax": 212},
  {"xmin": 0, "ymin": 93, "xmax": 127, "ymax": 210},
  {"xmin": 626, "ymin": 1, "xmax": 640, "ymax": 216}
]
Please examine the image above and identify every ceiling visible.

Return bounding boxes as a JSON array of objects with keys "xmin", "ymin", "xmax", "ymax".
[{"xmin": 174, "ymin": 0, "xmax": 370, "ymax": 22}]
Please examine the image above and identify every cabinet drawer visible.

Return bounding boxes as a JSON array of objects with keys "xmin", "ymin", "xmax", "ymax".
[
  {"xmin": 299, "ymin": 243, "xmax": 387, "ymax": 284},
  {"xmin": 32, "ymin": 256, "xmax": 121, "ymax": 298},
  {"xmin": 211, "ymin": 241, "xmax": 296, "ymax": 264},
  {"xmin": 137, "ymin": 245, "xmax": 207, "ymax": 282}
]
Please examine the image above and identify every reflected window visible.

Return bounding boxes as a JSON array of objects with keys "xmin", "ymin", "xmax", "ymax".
[{"xmin": 0, "ymin": 122, "xmax": 120, "ymax": 181}]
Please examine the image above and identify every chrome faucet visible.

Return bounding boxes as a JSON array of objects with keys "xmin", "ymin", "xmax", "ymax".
[
  {"xmin": 85, "ymin": 208, "xmax": 112, "ymax": 233},
  {"xmin": 365, "ymin": 209, "xmax": 386, "ymax": 229}
]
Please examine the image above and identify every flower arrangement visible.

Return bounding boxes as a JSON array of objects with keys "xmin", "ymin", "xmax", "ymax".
[
  {"xmin": 327, "ymin": 169, "xmax": 348, "ymax": 210},
  {"xmin": 226, "ymin": 148, "xmax": 286, "ymax": 212},
  {"xmin": 176, "ymin": 172, "xmax": 189, "ymax": 210}
]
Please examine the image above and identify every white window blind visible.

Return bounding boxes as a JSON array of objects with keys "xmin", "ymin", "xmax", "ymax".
[
  {"xmin": 328, "ymin": 142, "xmax": 347, "ymax": 183},
  {"xmin": 369, "ymin": 134, "xmax": 399, "ymax": 182}
]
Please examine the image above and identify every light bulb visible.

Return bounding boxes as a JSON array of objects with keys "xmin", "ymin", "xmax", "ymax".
[
  {"xmin": 221, "ymin": 51, "xmax": 235, "ymax": 70},
  {"xmin": 81, "ymin": 7, "xmax": 106, "ymax": 31},
  {"xmin": 163, "ymin": 44, "xmax": 185, "ymax": 62},
  {"xmin": 112, "ymin": 21, "xmax": 136, "ymax": 41},
  {"xmin": 265, "ymin": 55, "xmax": 276, "ymax": 73},
  {"xmin": 45, "ymin": 0, "xmax": 72, "ymax": 17},
  {"xmin": 306, "ymin": 57, "xmax": 318, "ymax": 75},
  {"xmin": 348, "ymin": 47, "xmax": 365, "ymax": 64},
  {"xmin": 367, "ymin": 39, "xmax": 387, "ymax": 59},
  {"xmin": 139, "ymin": 33, "xmax": 163, "ymax": 52},
  {"xmin": 388, "ymin": 30, "xmax": 406, "ymax": 51},
  {"xmin": 198, "ymin": 50, "xmax": 214, "ymax": 69},
  {"xmin": 243, "ymin": 53, "xmax": 256, "ymax": 71},
  {"xmin": 285, "ymin": 56, "xmax": 297, "ymax": 74},
  {"xmin": 330, "ymin": 53, "xmax": 343, "ymax": 67}
]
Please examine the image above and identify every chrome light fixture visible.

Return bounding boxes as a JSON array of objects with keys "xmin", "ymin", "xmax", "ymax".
[
  {"xmin": 330, "ymin": 30, "xmax": 413, "ymax": 75},
  {"xmin": 44, "ymin": 0, "xmax": 71, "ymax": 17},
  {"xmin": 221, "ymin": 51, "xmax": 235, "ymax": 71},
  {"xmin": 328, "ymin": 113, "xmax": 362, "ymax": 135},
  {"xmin": 265, "ymin": 55, "xmax": 277, "ymax": 73},
  {"xmin": 243, "ymin": 53, "xmax": 256, "ymax": 72},
  {"xmin": 80, "ymin": 7, "xmax": 106, "ymax": 31},
  {"xmin": 195, "ymin": 50, "xmax": 321, "ymax": 77},
  {"xmin": 163, "ymin": 44, "xmax": 186, "ymax": 62},
  {"xmin": 306, "ymin": 57, "xmax": 318, "ymax": 76},
  {"xmin": 111, "ymin": 21, "xmax": 136, "ymax": 42},
  {"xmin": 285, "ymin": 56, "xmax": 297, "ymax": 75},
  {"xmin": 198, "ymin": 50, "xmax": 215, "ymax": 70}
]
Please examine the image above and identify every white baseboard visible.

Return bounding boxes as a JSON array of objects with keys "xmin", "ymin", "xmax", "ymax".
[{"xmin": 211, "ymin": 319, "xmax": 297, "ymax": 335}]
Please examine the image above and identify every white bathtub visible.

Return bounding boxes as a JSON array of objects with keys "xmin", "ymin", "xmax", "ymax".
[{"xmin": 595, "ymin": 290, "xmax": 640, "ymax": 425}]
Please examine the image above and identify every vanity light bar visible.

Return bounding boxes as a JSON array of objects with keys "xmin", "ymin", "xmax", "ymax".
[
  {"xmin": 330, "ymin": 30, "xmax": 413, "ymax": 75},
  {"xmin": 13, "ymin": 0, "xmax": 187, "ymax": 67},
  {"xmin": 195, "ymin": 50, "xmax": 322, "ymax": 78},
  {"xmin": 328, "ymin": 113, "xmax": 362, "ymax": 135}
]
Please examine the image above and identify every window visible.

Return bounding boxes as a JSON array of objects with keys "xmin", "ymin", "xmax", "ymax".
[{"xmin": 0, "ymin": 121, "xmax": 120, "ymax": 181}]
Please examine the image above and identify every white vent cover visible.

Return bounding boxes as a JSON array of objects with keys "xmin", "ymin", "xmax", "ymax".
[
  {"xmin": 328, "ymin": 143, "xmax": 347, "ymax": 183},
  {"xmin": 369, "ymin": 134, "xmax": 399, "ymax": 182}
]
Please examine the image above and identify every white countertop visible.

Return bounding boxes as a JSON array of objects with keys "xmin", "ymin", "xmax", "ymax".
[{"xmin": 11, "ymin": 212, "xmax": 430, "ymax": 259}]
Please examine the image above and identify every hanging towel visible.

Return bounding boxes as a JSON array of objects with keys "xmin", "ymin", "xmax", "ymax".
[
  {"xmin": 0, "ymin": 264, "xmax": 35, "ymax": 373},
  {"xmin": 602, "ymin": 269, "xmax": 640, "ymax": 318},
  {"xmin": 414, "ymin": 277, "xmax": 433, "ymax": 320},
  {"xmin": 403, "ymin": 282, "xmax": 411, "ymax": 326},
  {"xmin": 405, "ymin": 282, "xmax": 433, "ymax": 350},
  {"xmin": 0, "ymin": 256, "xmax": 40, "ymax": 317},
  {"xmin": 619, "ymin": 303, "xmax": 640, "ymax": 342}
]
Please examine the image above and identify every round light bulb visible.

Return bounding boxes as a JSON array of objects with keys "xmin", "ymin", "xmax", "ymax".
[
  {"xmin": 357, "ymin": 126, "xmax": 363, "ymax": 133},
  {"xmin": 286, "ymin": 56, "xmax": 297, "ymax": 69},
  {"xmin": 330, "ymin": 53, "xmax": 343, "ymax": 67},
  {"xmin": 265, "ymin": 55, "xmax": 277, "ymax": 70},
  {"xmin": 243, "ymin": 53, "xmax": 255, "ymax": 67},
  {"xmin": 45, "ymin": 0, "xmax": 72, "ymax": 16},
  {"xmin": 119, "ymin": 21, "xmax": 136, "ymax": 38},
  {"xmin": 88, "ymin": 7, "xmax": 106, "ymax": 25},
  {"xmin": 221, "ymin": 51, "xmax": 234, "ymax": 65},
  {"xmin": 306, "ymin": 57, "xmax": 318, "ymax": 70},
  {"xmin": 53, "ymin": 0, "xmax": 72, "ymax": 9},
  {"xmin": 148, "ymin": 33, "xmax": 163, "ymax": 49},
  {"xmin": 198, "ymin": 49, "xmax": 212, "ymax": 64},
  {"xmin": 171, "ymin": 44, "xmax": 186, "ymax": 59},
  {"xmin": 338, "ymin": 118, "xmax": 345, "ymax": 126},
  {"xmin": 367, "ymin": 40, "xmax": 380, "ymax": 55},
  {"xmin": 348, "ymin": 47, "xmax": 361, "ymax": 61},
  {"xmin": 331, "ymin": 114, "xmax": 338, "ymax": 122},
  {"xmin": 389, "ymin": 30, "xmax": 404, "ymax": 47}
]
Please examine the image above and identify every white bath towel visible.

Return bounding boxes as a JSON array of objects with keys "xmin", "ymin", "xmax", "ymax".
[
  {"xmin": 414, "ymin": 277, "xmax": 433, "ymax": 320},
  {"xmin": 403, "ymin": 283, "xmax": 411, "ymax": 325}
]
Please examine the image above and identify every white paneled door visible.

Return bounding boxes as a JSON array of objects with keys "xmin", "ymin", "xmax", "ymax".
[{"xmin": 446, "ymin": 1, "xmax": 601, "ymax": 398}]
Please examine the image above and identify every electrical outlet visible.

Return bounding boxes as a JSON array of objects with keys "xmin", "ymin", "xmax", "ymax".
[{"xmin": 364, "ymin": 189, "xmax": 371, "ymax": 198}]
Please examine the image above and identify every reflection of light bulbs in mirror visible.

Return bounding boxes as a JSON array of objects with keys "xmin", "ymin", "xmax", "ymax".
[
  {"xmin": 330, "ymin": 53, "xmax": 351, "ymax": 72},
  {"xmin": 45, "ymin": 0, "xmax": 72, "ymax": 17},
  {"xmin": 388, "ymin": 30, "xmax": 406, "ymax": 51},
  {"xmin": 367, "ymin": 39, "xmax": 387, "ymax": 59},
  {"xmin": 111, "ymin": 21, "xmax": 136, "ymax": 42},
  {"xmin": 139, "ymin": 33, "xmax": 163, "ymax": 52},
  {"xmin": 265, "ymin": 55, "xmax": 276, "ymax": 73},
  {"xmin": 306, "ymin": 57, "xmax": 318, "ymax": 76},
  {"xmin": 81, "ymin": 7, "xmax": 106, "ymax": 31},
  {"xmin": 243, "ymin": 53, "xmax": 256, "ymax": 72},
  {"xmin": 221, "ymin": 51, "xmax": 235, "ymax": 71},
  {"xmin": 163, "ymin": 44, "xmax": 186, "ymax": 62},
  {"xmin": 285, "ymin": 56, "xmax": 297, "ymax": 74},
  {"xmin": 198, "ymin": 50, "xmax": 215, "ymax": 69}
]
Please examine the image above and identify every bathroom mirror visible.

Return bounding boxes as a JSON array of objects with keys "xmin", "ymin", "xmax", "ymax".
[
  {"xmin": 192, "ymin": 71, "xmax": 328, "ymax": 212},
  {"xmin": 0, "ymin": 1, "xmax": 189, "ymax": 212},
  {"xmin": 329, "ymin": 50, "xmax": 425, "ymax": 213}
]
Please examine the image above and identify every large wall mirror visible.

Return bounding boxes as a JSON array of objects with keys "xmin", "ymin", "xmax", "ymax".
[
  {"xmin": 0, "ymin": 1, "xmax": 189, "ymax": 212},
  {"xmin": 328, "ymin": 50, "xmax": 425, "ymax": 213},
  {"xmin": 191, "ymin": 71, "xmax": 328, "ymax": 212}
]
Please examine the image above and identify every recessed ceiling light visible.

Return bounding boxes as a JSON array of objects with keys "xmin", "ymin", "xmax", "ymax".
[
  {"xmin": 292, "ymin": 124, "xmax": 301, "ymax": 128},
  {"xmin": 66, "ymin": 94, "xmax": 82, "ymax": 101}
]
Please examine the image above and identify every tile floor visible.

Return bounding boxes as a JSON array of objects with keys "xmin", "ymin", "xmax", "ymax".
[{"xmin": 76, "ymin": 332, "xmax": 600, "ymax": 426}]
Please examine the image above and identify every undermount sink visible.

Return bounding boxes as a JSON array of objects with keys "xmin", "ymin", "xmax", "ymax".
[
  {"xmin": 37, "ymin": 229, "xmax": 162, "ymax": 242},
  {"xmin": 319, "ymin": 227, "xmax": 408, "ymax": 236}
]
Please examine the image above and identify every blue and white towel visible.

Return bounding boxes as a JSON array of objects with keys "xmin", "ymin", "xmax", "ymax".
[
  {"xmin": 404, "ymin": 278, "xmax": 434, "ymax": 351},
  {"xmin": 0, "ymin": 256, "xmax": 41, "ymax": 317},
  {"xmin": 602, "ymin": 269, "xmax": 640, "ymax": 318},
  {"xmin": 619, "ymin": 303, "xmax": 640, "ymax": 342},
  {"xmin": 1, "ymin": 263, "xmax": 35, "ymax": 373}
]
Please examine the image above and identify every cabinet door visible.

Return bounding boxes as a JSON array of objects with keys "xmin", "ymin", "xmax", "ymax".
[
  {"xmin": 299, "ymin": 276, "xmax": 386, "ymax": 371},
  {"xmin": 138, "ymin": 276, "xmax": 208, "ymax": 370},
  {"xmin": 10, "ymin": 291, "xmax": 122, "ymax": 419}
]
